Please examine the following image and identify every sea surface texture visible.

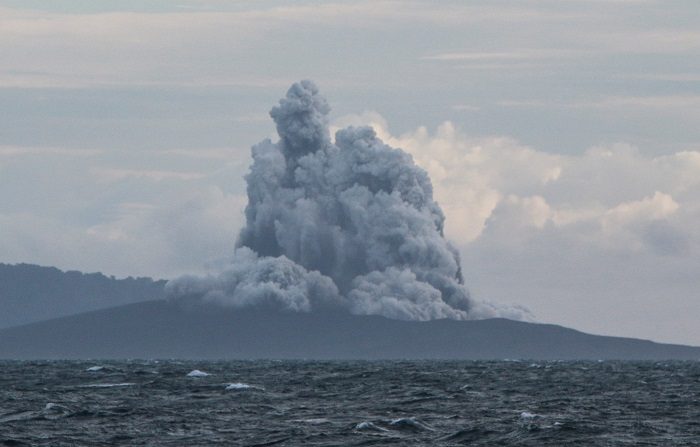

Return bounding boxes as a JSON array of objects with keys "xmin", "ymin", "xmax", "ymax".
[{"xmin": 0, "ymin": 360, "xmax": 698, "ymax": 446}]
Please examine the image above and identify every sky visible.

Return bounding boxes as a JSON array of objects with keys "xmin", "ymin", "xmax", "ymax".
[{"xmin": 1, "ymin": 0, "xmax": 699, "ymax": 345}]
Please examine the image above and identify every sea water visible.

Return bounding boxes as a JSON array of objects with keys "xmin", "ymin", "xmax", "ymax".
[{"xmin": 1, "ymin": 360, "xmax": 698, "ymax": 445}]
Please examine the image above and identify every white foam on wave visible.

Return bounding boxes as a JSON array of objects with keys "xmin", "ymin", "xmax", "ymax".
[
  {"xmin": 225, "ymin": 382, "xmax": 263, "ymax": 391},
  {"xmin": 355, "ymin": 421, "xmax": 387, "ymax": 432},
  {"xmin": 80, "ymin": 383, "xmax": 135, "ymax": 388},
  {"xmin": 86, "ymin": 366, "xmax": 104, "ymax": 372},
  {"xmin": 43, "ymin": 403, "xmax": 68, "ymax": 412},
  {"xmin": 186, "ymin": 369, "xmax": 210, "ymax": 377},
  {"xmin": 520, "ymin": 411, "xmax": 539, "ymax": 419},
  {"xmin": 300, "ymin": 418, "xmax": 329, "ymax": 425},
  {"xmin": 41, "ymin": 402, "xmax": 71, "ymax": 419}
]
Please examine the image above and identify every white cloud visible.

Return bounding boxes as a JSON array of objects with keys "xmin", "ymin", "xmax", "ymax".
[
  {"xmin": 603, "ymin": 191, "xmax": 679, "ymax": 229},
  {"xmin": 90, "ymin": 167, "xmax": 207, "ymax": 183},
  {"xmin": 333, "ymin": 113, "xmax": 565, "ymax": 244},
  {"xmin": 423, "ymin": 52, "xmax": 539, "ymax": 61},
  {"xmin": 0, "ymin": 187, "xmax": 246, "ymax": 279},
  {"xmin": 451, "ymin": 104, "xmax": 481, "ymax": 112},
  {"xmin": 338, "ymin": 113, "xmax": 700, "ymax": 252},
  {"xmin": 0, "ymin": 146, "xmax": 102, "ymax": 157},
  {"xmin": 0, "ymin": 144, "xmax": 248, "ymax": 279},
  {"xmin": 0, "ymin": 2, "xmax": 576, "ymax": 88},
  {"xmin": 497, "ymin": 96, "xmax": 700, "ymax": 111},
  {"xmin": 156, "ymin": 148, "xmax": 241, "ymax": 160},
  {"xmin": 576, "ymin": 96, "xmax": 700, "ymax": 109},
  {"xmin": 422, "ymin": 49, "xmax": 578, "ymax": 62},
  {"xmin": 4, "ymin": 1, "xmax": 690, "ymax": 88}
]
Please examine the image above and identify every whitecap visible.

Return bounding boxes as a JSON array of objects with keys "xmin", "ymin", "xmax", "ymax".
[
  {"xmin": 41, "ymin": 403, "xmax": 71, "ymax": 419},
  {"xmin": 298, "ymin": 418, "xmax": 329, "ymax": 425},
  {"xmin": 355, "ymin": 421, "xmax": 387, "ymax": 432},
  {"xmin": 80, "ymin": 383, "xmax": 135, "ymax": 388},
  {"xmin": 520, "ymin": 411, "xmax": 539, "ymax": 419},
  {"xmin": 186, "ymin": 369, "xmax": 210, "ymax": 377},
  {"xmin": 86, "ymin": 366, "xmax": 104, "ymax": 372},
  {"xmin": 225, "ymin": 382, "xmax": 263, "ymax": 391}
]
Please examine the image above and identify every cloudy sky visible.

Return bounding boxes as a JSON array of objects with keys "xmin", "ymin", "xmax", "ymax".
[{"xmin": 2, "ymin": 0, "xmax": 699, "ymax": 344}]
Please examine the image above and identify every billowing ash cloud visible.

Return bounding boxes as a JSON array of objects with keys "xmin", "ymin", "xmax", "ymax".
[{"xmin": 166, "ymin": 81, "xmax": 510, "ymax": 320}]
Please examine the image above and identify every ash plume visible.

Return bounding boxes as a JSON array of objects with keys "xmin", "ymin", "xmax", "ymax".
[{"xmin": 167, "ymin": 81, "xmax": 512, "ymax": 320}]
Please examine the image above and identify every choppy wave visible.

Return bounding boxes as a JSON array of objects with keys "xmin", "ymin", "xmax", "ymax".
[{"xmin": 0, "ymin": 360, "xmax": 699, "ymax": 445}]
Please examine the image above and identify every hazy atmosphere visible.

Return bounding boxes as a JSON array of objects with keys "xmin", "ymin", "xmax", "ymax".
[{"xmin": 2, "ymin": 0, "xmax": 699, "ymax": 345}]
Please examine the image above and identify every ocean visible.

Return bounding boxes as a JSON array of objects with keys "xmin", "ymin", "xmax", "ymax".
[{"xmin": 1, "ymin": 360, "xmax": 698, "ymax": 446}]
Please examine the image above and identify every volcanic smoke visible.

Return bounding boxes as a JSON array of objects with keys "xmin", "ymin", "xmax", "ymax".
[{"xmin": 167, "ymin": 81, "xmax": 518, "ymax": 321}]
